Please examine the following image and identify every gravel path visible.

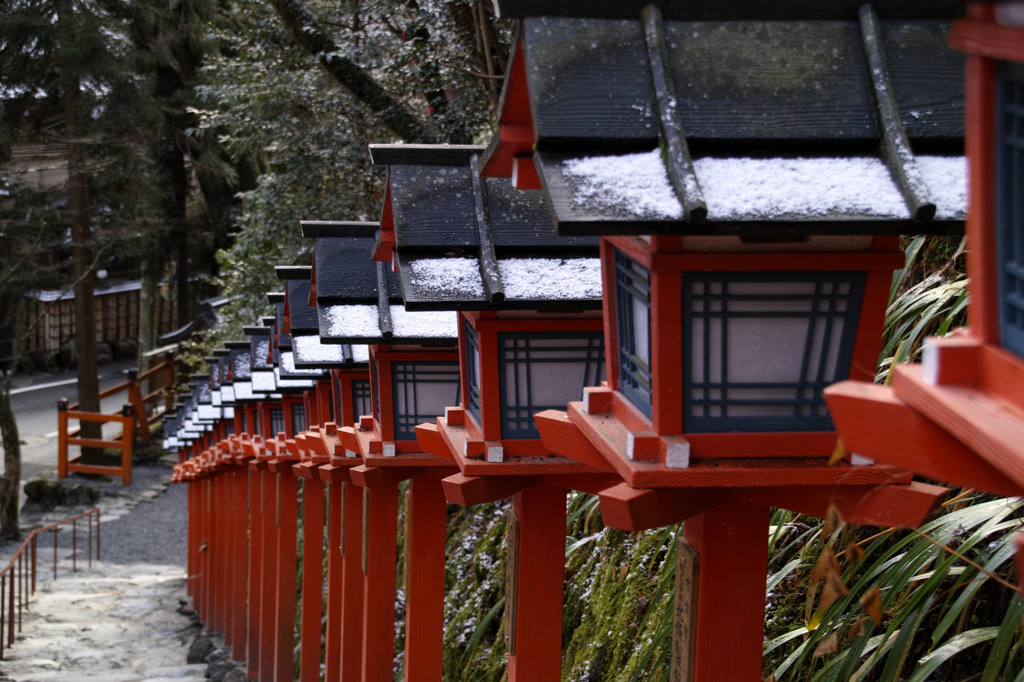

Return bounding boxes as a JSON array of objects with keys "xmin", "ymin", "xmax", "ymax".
[
  {"xmin": 97, "ymin": 469, "xmax": 187, "ymax": 566},
  {"xmin": 0, "ymin": 463, "xmax": 187, "ymax": 567}
]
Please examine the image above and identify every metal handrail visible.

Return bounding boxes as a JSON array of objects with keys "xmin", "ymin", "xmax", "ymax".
[{"xmin": 0, "ymin": 508, "xmax": 101, "ymax": 659}]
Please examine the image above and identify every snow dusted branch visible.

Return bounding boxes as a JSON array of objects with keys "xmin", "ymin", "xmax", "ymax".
[{"xmin": 268, "ymin": 0, "xmax": 438, "ymax": 144}]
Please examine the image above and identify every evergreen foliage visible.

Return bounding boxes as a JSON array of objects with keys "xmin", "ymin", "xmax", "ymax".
[{"xmin": 195, "ymin": 0, "xmax": 509, "ymax": 344}]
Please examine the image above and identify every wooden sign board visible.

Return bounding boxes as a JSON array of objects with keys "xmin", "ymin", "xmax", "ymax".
[
  {"xmin": 504, "ymin": 505, "xmax": 521, "ymax": 655},
  {"xmin": 671, "ymin": 536, "xmax": 700, "ymax": 682}
]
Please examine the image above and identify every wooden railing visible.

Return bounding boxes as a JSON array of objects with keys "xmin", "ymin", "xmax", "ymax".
[
  {"xmin": 0, "ymin": 508, "xmax": 101, "ymax": 659},
  {"xmin": 58, "ymin": 355, "xmax": 175, "ymax": 486},
  {"xmin": 58, "ymin": 401, "xmax": 136, "ymax": 485}
]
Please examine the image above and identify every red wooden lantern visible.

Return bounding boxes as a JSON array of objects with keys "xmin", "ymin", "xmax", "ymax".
[
  {"xmin": 369, "ymin": 143, "xmax": 617, "ymax": 680},
  {"xmin": 825, "ymin": 1, "xmax": 1024, "ymax": 550},
  {"xmin": 481, "ymin": 1, "xmax": 963, "ymax": 678},
  {"xmin": 278, "ymin": 252, "xmax": 374, "ymax": 682},
  {"xmin": 307, "ymin": 219, "xmax": 460, "ymax": 681}
]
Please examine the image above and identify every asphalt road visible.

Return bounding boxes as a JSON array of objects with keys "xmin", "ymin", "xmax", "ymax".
[{"xmin": 4, "ymin": 359, "xmax": 140, "ymax": 484}]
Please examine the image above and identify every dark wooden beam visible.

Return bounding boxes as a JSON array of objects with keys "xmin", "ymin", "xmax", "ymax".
[
  {"xmin": 369, "ymin": 144, "xmax": 485, "ymax": 167},
  {"xmin": 299, "ymin": 221, "xmax": 379, "ymax": 238},
  {"xmin": 642, "ymin": 4, "xmax": 706, "ymax": 224},
  {"xmin": 470, "ymin": 154, "xmax": 506, "ymax": 303},
  {"xmin": 859, "ymin": 3, "xmax": 935, "ymax": 222},
  {"xmin": 375, "ymin": 261, "xmax": 393, "ymax": 339}
]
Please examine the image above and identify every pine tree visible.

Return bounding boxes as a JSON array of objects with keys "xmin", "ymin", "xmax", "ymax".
[{"xmin": 1, "ymin": 0, "xmax": 158, "ymax": 496}]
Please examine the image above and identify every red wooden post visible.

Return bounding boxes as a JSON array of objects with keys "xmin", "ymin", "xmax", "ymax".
[
  {"xmin": 507, "ymin": 484, "xmax": 567, "ymax": 682},
  {"xmin": 300, "ymin": 474, "xmax": 325, "ymax": 682},
  {"xmin": 187, "ymin": 470, "xmax": 196, "ymax": 599},
  {"xmin": 404, "ymin": 474, "xmax": 446, "ymax": 681},
  {"xmin": 122, "ymin": 408, "xmax": 134, "ymax": 486},
  {"xmin": 247, "ymin": 463, "xmax": 265, "ymax": 681},
  {"xmin": 218, "ymin": 467, "xmax": 230, "ymax": 638},
  {"xmin": 683, "ymin": 497, "xmax": 770, "ymax": 682},
  {"xmin": 259, "ymin": 466, "xmax": 277, "ymax": 682},
  {"xmin": 324, "ymin": 475, "xmax": 344, "ymax": 682},
  {"xmin": 361, "ymin": 484, "xmax": 398, "ymax": 682},
  {"xmin": 231, "ymin": 466, "xmax": 248, "ymax": 662},
  {"xmin": 274, "ymin": 470, "xmax": 299, "ymax": 682},
  {"xmin": 212, "ymin": 470, "xmax": 222, "ymax": 633},
  {"xmin": 341, "ymin": 478, "xmax": 366, "ymax": 682},
  {"xmin": 201, "ymin": 475, "xmax": 211, "ymax": 624}
]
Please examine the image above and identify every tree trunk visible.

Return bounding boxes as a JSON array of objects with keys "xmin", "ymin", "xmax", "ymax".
[
  {"xmin": 0, "ymin": 377, "xmax": 21, "ymax": 541},
  {"xmin": 65, "ymin": 73, "xmax": 104, "ymax": 463},
  {"xmin": 138, "ymin": 260, "xmax": 159, "ymax": 371}
]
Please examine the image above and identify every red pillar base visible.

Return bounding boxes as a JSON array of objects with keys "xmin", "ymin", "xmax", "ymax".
[
  {"xmin": 404, "ymin": 475, "xmax": 446, "ymax": 681},
  {"xmin": 507, "ymin": 484, "xmax": 567, "ymax": 682},
  {"xmin": 684, "ymin": 496, "xmax": 770, "ymax": 682}
]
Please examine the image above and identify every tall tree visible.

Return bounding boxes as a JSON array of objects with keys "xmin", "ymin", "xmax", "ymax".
[
  {"xmin": 2, "ymin": 0, "xmax": 157, "ymax": 467},
  {"xmin": 0, "ymin": 171, "xmax": 69, "ymax": 538},
  {"xmin": 129, "ymin": 0, "xmax": 227, "ymax": 358}
]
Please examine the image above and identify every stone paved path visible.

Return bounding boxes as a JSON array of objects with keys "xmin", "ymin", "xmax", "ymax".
[
  {"xmin": 0, "ymin": 562, "xmax": 203, "ymax": 682},
  {"xmin": 0, "ymin": 465, "xmax": 200, "ymax": 682}
]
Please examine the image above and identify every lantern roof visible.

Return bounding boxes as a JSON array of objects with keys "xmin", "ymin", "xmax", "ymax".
[
  {"xmin": 484, "ymin": 1, "xmax": 967, "ymax": 236},
  {"xmin": 302, "ymin": 222, "xmax": 402, "ymax": 304},
  {"xmin": 275, "ymin": 268, "xmax": 319, "ymax": 336},
  {"xmin": 303, "ymin": 221, "xmax": 458, "ymax": 345},
  {"xmin": 495, "ymin": 0, "xmax": 964, "ymax": 20},
  {"xmin": 370, "ymin": 144, "xmax": 602, "ymax": 310},
  {"xmin": 224, "ymin": 341, "xmax": 258, "ymax": 401},
  {"xmin": 292, "ymin": 335, "xmax": 371, "ymax": 368}
]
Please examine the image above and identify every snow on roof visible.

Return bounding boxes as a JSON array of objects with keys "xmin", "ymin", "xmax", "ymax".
[
  {"xmin": 408, "ymin": 258, "xmax": 485, "ymax": 298},
  {"xmin": 351, "ymin": 345, "xmax": 370, "ymax": 364},
  {"xmin": 390, "ymin": 306, "xmax": 459, "ymax": 338},
  {"xmin": 254, "ymin": 339, "xmax": 271, "ymax": 368},
  {"xmin": 234, "ymin": 381, "xmax": 255, "ymax": 401},
  {"xmin": 322, "ymin": 304, "xmax": 457, "ymax": 340},
  {"xmin": 274, "ymin": 367, "xmax": 316, "ymax": 390},
  {"xmin": 497, "ymin": 258, "xmax": 602, "ymax": 300},
  {"xmin": 694, "ymin": 156, "xmax": 909, "ymax": 220},
  {"xmin": 293, "ymin": 335, "xmax": 348, "ymax": 364},
  {"xmin": 197, "ymin": 405, "xmax": 221, "ymax": 421},
  {"xmin": 562, "ymin": 150, "xmax": 684, "ymax": 220},
  {"xmin": 281, "ymin": 350, "xmax": 329, "ymax": 374},
  {"xmin": 232, "ymin": 352, "xmax": 252, "ymax": 379},
  {"xmin": 252, "ymin": 369, "xmax": 276, "ymax": 393},
  {"xmin": 28, "ymin": 279, "xmax": 144, "ymax": 302},
  {"xmin": 322, "ymin": 305, "xmax": 381, "ymax": 339},
  {"xmin": 917, "ymin": 156, "xmax": 968, "ymax": 220},
  {"xmin": 559, "ymin": 151, "xmax": 967, "ymax": 223},
  {"xmin": 220, "ymin": 385, "xmax": 236, "ymax": 404},
  {"xmin": 223, "ymin": 406, "xmax": 235, "ymax": 419}
]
